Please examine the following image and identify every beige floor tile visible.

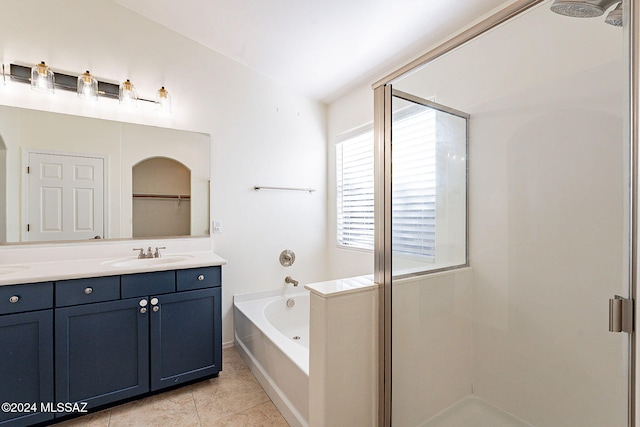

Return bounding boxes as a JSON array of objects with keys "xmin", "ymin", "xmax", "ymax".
[
  {"xmin": 192, "ymin": 369, "xmax": 270, "ymax": 423},
  {"xmin": 53, "ymin": 409, "xmax": 110, "ymax": 427},
  {"xmin": 221, "ymin": 346, "xmax": 249, "ymax": 374},
  {"xmin": 208, "ymin": 401, "xmax": 290, "ymax": 427},
  {"xmin": 108, "ymin": 386, "xmax": 200, "ymax": 427}
]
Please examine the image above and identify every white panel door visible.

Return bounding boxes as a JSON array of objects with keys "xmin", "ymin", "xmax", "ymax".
[{"xmin": 27, "ymin": 152, "xmax": 104, "ymax": 241}]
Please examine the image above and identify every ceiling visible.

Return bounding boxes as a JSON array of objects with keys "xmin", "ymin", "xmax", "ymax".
[{"xmin": 113, "ymin": 0, "xmax": 511, "ymax": 104}]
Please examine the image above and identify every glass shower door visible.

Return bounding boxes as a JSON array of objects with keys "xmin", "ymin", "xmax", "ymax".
[{"xmin": 382, "ymin": 1, "xmax": 631, "ymax": 426}]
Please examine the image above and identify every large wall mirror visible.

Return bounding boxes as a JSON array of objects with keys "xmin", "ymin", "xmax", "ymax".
[{"xmin": 0, "ymin": 105, "xmax": 210, "ymax": 244}]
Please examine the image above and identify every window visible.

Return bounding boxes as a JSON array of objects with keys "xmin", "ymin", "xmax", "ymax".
[
  {"xmin": 391, "ymin": 106, "xmax": 437, "ymax": 259},
  {"xmin": 336, "ymin": 106, "xmax": 437, "ymax": 259},
  {"xmin": 336, "ymin": 127, "xmax": 375, "ymax": 251}
]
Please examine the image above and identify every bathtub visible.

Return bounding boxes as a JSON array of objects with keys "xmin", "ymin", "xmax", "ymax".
[{"xmin": 234, "ymin": 289, "xmax": 310, "ymax": 427}]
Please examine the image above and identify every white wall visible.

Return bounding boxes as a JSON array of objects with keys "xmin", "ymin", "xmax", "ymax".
[
  {"xmin": 0, "ymin": 0, "xmax": 329, "ymax": 345},
  {"xmin": 391, "ymin": 270, "xmax": 473, "ymax": 426}
]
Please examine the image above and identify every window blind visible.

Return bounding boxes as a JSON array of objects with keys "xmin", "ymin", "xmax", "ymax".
[
  {"xmin": 336, "ymin": 128, "xmax": 375, "ymax": 250},
  {"xmin": 336, "ymin": 106, "xmax": 437, "ymax": 259},
  {"xmin": 391, "ymin": 107, "xmax": 436, "ymax": 258}
]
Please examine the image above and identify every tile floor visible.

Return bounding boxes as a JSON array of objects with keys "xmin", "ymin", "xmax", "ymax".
[{"xmin": 54, "ymin": 346, "xmax": 289, "ymax": 427}]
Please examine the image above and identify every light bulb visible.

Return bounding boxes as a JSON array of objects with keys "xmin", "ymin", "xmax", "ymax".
[
  {"xmin": 77, "ymin": 70, "xmax": 98, "ymax": 101},
  {"xmin": 156, "ymin": 86, "xmax": 171, "ymax": 113},
  {"xmin": 119, "ymin": 79, "xmax": 137, "ymax": 106},
  {"xmin": 30, "ymin": 61, "xmax": 55, "ymax": 94}
]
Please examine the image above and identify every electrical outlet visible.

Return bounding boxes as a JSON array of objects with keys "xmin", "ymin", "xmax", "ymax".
[{"xmin": 213, "ymin": 220, "xmax": 222, "ymax": 234}]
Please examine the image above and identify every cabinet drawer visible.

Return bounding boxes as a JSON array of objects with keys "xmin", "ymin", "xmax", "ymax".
[
  {"xmin": 0, "ymin": 282, "xmax": 53, "ymax": 315},
  {"xmin": 121, "ymin": 271, "xmax": 175, "ymax": 298},
  {"xmin": 55, "ymin": 276, "xmax": 120, "ymax": 307},
  {"xmin": 177, "ymin": 266, "xmax": 221, "ymax": 291}
]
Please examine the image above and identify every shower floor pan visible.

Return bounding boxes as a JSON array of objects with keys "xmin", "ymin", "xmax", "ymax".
[{"xmin": 423, "ymin": 396, "xmax": 532, "ymax": 427}]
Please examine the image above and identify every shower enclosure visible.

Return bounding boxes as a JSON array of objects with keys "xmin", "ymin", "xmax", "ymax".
[{"xmin": 374, "ymin": 0, "xmax": 634, "ymax": 425}]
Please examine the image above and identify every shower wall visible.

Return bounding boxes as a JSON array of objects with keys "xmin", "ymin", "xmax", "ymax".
[
  {"xmin": 393, "ymin": 2, "xmax": 628, "ymax": 425},
  {"xmin": 391, "ymin": 269, "xmax": 473, "ymax": 426}
]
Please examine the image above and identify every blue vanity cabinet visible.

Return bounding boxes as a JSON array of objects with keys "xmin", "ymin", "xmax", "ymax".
[
  {"xmin": 150, "ymin": 287, "xmax": 222, "ymax": 391},
  {"xmin": 54, "ymin": 275, "xmax": 149, "ymax": 412},
  {"xmin": 0, "ymin": 282, "xmax": 54, "ymax": 427},
  {"xmin": 54, "ymin": 267, "xmax": 222, "ymax": 415},
  {"xmin": 54, "ymin": 297, "xmax": 150, "ymax": 412}
]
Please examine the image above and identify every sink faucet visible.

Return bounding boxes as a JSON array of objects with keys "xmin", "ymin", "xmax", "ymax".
[
  {"xmin": 285, "ymin": 276, "xmax": 299, "ymax": 287},
  {"xmin": 145, "ymin": 247, "xmax": 154, "ymax": 258}
]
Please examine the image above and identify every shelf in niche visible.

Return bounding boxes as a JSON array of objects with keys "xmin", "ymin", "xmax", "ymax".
[{"xmin": 132, "ymin": 193, "xmax": 191, "ymax": 200}]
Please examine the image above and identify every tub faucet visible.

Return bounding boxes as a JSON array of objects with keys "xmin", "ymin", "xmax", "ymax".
[{"xmin": 285, "ymin": 276, "xmax": 299, "ymax": 287}]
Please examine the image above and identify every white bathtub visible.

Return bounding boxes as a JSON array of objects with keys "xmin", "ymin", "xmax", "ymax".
[{"xmin": 234, "ymin": 289, "xmax": 310, "ymax": 427}]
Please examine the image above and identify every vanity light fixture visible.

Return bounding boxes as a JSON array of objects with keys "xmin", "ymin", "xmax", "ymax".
[
  {"xmin": 119, "ymin": 79, "xmax": 138, "ymax": 106},
  {"xmin": 156, "ymin": 86, "xmax": 171, "ymax": 113},
  {"xmin": 30, "ymin": 61, "xmax": 55, "ymax": 94},
  {"xmin": 77, "ymin": 70, "xmax": 98, "ymax": 101},
  {"xmin": 7, "ymin": 63, "xmax": 172, "ymax": 111}
]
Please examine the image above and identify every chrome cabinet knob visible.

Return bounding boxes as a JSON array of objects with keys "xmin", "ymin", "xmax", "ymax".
[
  {"xmin": 140, "ymin": 307, "xmax": 147, "ymax": 314},
  {"xmin": 153, "ymin": 306, "xmax": 159, "ymax": 312},
  {"xmin": 9, "ymin": 295, "xmax": 19, "ymax": 304},
  {"xmin": 198, "ymin": 275, "xmax": 205, "ymax": 281},
  {"xmin": 150, "ymin": 297, "xmax": 159, "ymax": 305},
  {"xmin": 84, "ymin": 287, "xmax": 93, "ymax": 295},
  {"xmin": 139, "ymin": 299, "xmax": 148, "ymax": 307}
]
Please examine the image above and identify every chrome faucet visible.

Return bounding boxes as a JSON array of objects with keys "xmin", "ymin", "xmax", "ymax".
[
  {"xmin": 133, "ymin": 246, "xmax": 165, "ymax": 259},
  {"xmin": 285, "ymin": 276, "xmax": 299, "ymax": 287}
]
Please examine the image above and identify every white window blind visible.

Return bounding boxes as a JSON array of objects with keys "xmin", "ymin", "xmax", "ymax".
[
  {"xmin": 336, "ymin": 107, "xmax": 437, "ymax": 259},
  {"xmin": 391, "ymin": 107, "xmax": 437, "ymax": 259},
  {"xmin": 336, "ymin": 128, "xmax": 375, "ymax": 250}
]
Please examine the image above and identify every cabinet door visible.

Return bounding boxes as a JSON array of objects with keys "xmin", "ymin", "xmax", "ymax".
[
  {"xmin": 0, "ymin": 310, "xmax": 54, "ymax": 427},
  {"xmin": 150, "ymin": 287, "xmax": 221, "ymax": 391},
  {"xmin": 55, "ymin": 297, "xmax": 149, "ymax": 411}
]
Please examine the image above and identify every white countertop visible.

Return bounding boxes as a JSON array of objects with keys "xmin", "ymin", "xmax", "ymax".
[
  {"xmin": 304, "ymin": 275, "xmax": 376, "ymax": 297},
  {"xmin": 0, "ymin": 250, "xmax": 226, "ymax": 286}
]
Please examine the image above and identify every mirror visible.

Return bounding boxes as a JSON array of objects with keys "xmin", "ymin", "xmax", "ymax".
[{"xmin": 0, "ymin": 105, "xmax": 210, "ymax": 244}]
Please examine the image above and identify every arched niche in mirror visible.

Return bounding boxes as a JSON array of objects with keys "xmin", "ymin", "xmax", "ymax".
[{"xmin": 132, "ymin": 157, "xmax": 191, "ymax": 238}]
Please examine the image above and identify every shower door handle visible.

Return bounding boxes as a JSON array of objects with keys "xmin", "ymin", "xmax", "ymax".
[{"xmin": 609, "ymin": 295, "xmax": 633, "ymax": 333}]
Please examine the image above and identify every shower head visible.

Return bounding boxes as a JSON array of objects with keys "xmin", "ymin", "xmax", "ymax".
[
  {"xmin": 605, "ymin": 2, "xmax": 623, "ymax": 26},
  {"xmin": 550, "ymin": 0, "xmax": 619, "ymax": 17}
]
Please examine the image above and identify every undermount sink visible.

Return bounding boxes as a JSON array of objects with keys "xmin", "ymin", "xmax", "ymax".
[
  {"xmin": 0, "ymin": 265, "xmax": 30, "ymax": 276},
  {"xmin": 103, "ymin": 255, "xmax": 194, "ymax": 268}
]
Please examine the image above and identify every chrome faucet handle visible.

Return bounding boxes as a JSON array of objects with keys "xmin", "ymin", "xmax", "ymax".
[
  {"xmin": 154, "ymin": 247, "xmax": 166, "ymax": 258},
  {"xmin": 146, "ymin": 247, "xmax": 153, "ymax": 258},
  {"xmin": 133, "ymin": 248, "xmax": 145, "ymax": 259}
]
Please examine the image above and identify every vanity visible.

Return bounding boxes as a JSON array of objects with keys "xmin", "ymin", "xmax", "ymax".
[{"xmin": 0, "ymin": 241, "xmax": 225, "ymax": 427}]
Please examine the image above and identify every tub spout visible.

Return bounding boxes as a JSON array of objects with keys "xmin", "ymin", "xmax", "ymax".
[{"xmin": 285, "ymin": 276, "xmax": 299, "ymax": 287}]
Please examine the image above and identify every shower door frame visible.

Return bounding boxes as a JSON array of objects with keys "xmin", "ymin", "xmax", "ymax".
[{"xmin": 372, "ymin": 0, "xmax": 639, "ymax": 426}]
